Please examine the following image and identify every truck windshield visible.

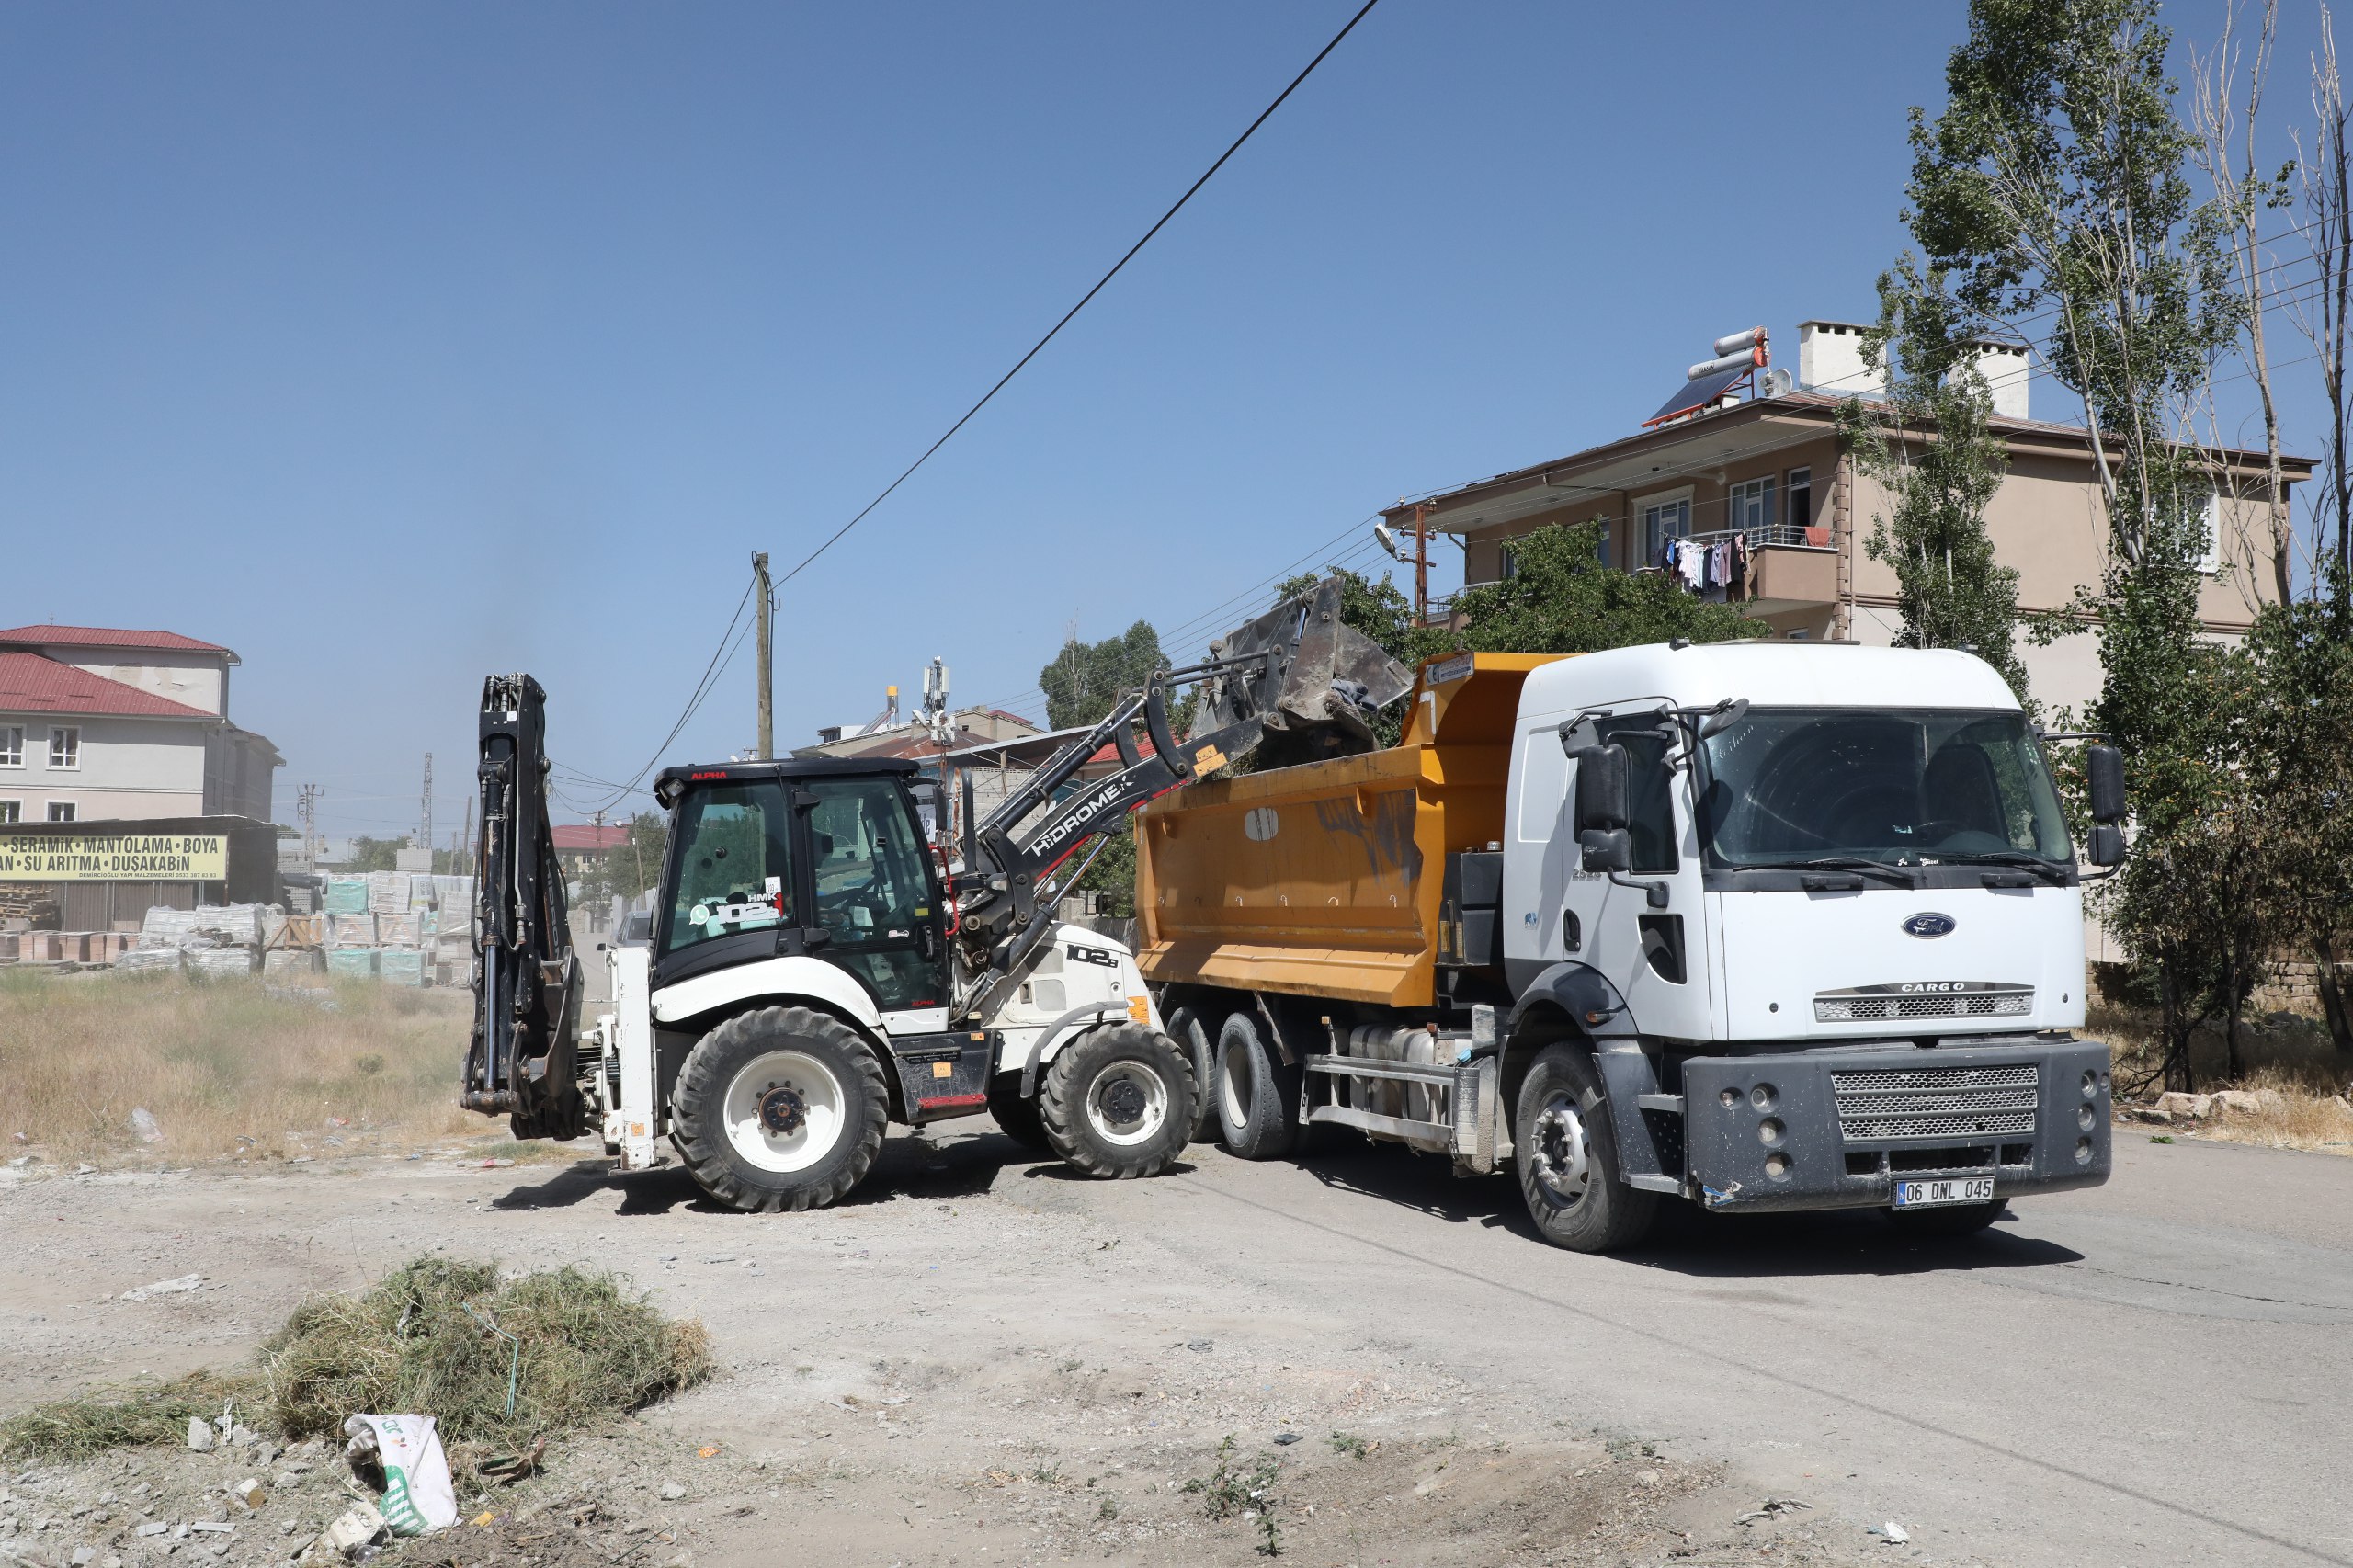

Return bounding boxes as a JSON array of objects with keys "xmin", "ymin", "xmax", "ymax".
[{"xmin": 1694, "ymin": 708, "xmax": 2071, "ymax": 869}]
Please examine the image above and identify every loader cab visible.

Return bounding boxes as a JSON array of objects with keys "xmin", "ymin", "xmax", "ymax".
[{"xmin": 649, "ymin": 758, "xmax": 947, "ymax": 1017}]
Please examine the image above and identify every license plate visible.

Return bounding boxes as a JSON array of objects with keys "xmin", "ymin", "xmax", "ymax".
[{"xmin": 1893, "ymin": 1176, "xmax": 1995, "ymax": 1209}]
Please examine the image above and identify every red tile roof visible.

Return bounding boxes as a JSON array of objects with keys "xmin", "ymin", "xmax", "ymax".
[
  {"xmin": 0, "ymin": 624, "xmax": 232, "ymax": 654},
  {"xmin": 0, "ymin": 652, "xmax": 215, "ymax": 718},
  {"xmin": 551, "ymin": 824, "xmax": 631, "ymax": 852}
]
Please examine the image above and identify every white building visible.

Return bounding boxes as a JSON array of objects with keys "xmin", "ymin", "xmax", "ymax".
[{"xmin": 0, "ymin": 624, "xmax": 281, "ymax": 824}]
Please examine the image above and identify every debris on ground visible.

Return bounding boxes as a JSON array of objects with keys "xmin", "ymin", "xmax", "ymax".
[
  {"xmin": 0, "ymin": 1370, "xmax": 262, "ymax": 1461},
  {"xmin": 120, "ymin": 1273, "xmax": 204, "ymax": 1301},
  {"xmin": 1738, "ymin": 1495, "xmax": 1814, "ymax": 1524},
  {"xmin": 1870, "ymin": 1518, "xmax": 1911, "ymax": 1544}
]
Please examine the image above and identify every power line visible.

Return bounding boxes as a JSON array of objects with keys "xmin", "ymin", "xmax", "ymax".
[{"xmin": 768, "ymin": 0, "xmax": 1383, "ymax": 598}]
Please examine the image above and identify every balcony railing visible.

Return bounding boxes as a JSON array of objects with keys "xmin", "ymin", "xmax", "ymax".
[{"xmin": 1678, "ymin": 521, "xmax": 1830, "ymax": 550}]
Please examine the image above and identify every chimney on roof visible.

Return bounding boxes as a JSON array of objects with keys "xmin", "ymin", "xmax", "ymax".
[
  {"xmin": 1797, "ymin": 321, "xmax": 1885, "ymax": 398},
  {"xmin": 1957, "ymin": 338, "xmax": 2031, "ymax": 420}
]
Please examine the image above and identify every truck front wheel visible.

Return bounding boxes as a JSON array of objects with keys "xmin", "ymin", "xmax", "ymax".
[
  {"xmin": 1513, "ymin": 1044, "xmax": 1658, "ymax": 1253},
  {"xmin": 1039, "ymin": 1024, "xmax": 1194, "ymax": 1179},
  {"xmin": 671, "ymin": 1006, "xmax": 889, "ymax": 1212},
  {"xmin": 1215, "ymin": 1010, "xmax": 1302, "ymax": 1160}
]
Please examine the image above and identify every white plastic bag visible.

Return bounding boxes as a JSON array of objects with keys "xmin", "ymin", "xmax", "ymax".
[{"xmin": 343, "ymin": 1414, "xmax": 458, "ymax": 1535}]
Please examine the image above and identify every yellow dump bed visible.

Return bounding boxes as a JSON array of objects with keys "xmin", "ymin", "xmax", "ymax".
[{"xmin": 1134, "ymin": 653, "xmax": 1567, "ymax": 1006}]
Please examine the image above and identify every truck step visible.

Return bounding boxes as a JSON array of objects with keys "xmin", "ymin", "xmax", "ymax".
[
  {"xmin": 1306, "ymin": 1103, "xmax": 1454, "ymax": 1144},
  {"xmin": 1635, "ymin": 1093, "xmax": 1685, "ymax": 1113},
  {"xmin": 1302, "ymin": 1052, "xmax": 1460, "ymax": 1085}
]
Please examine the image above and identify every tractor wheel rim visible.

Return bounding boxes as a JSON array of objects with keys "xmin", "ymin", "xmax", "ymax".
[
  {"xmin": 1531, "ymin": 1095, "xmax": 1591, "ymax": 1205},
  {"xmin": 1086, "ymin": 1060, "xmax": 1169, "ymax": 1147},
  {"xmin": 722, "ymin": 1050, "xmax": 847, "ymax": 1174}
]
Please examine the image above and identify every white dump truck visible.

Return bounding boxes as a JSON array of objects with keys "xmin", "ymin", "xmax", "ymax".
[{"xmin": 1137, "ymin": 641, "xmax": 2126, "ymax": 1250}]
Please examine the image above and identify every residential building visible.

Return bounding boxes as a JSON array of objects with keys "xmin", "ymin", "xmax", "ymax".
[
  {"xmin": 1384, "ymin": 320, "xmax": 2309, "ymax": 717},
  {"xmin": 0, "ymin": 624, "xmax": 281, "ymax": 824},
  {"xmin": 552, "ymin": 823, "xmax": 631, "ymax": 880}
]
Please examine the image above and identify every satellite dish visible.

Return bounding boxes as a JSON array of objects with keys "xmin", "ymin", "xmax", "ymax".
[{"xmin": 1373, "ymin": 521, "xmax": 1401, "ymax": 561}]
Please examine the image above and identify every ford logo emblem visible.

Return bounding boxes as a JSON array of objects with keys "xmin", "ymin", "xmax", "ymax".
[{"xmin": 1903, "ymin": 913, "xmax": 1957, "ymax": 938}]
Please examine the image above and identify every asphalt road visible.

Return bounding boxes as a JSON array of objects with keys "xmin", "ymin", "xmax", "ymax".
[{"xmin": 1066, "ymin": 1125, "xmax": 2353, "ymax": 1567}]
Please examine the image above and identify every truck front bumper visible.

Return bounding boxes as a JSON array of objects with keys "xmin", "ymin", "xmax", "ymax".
[{"xmin": 1676, "ymin": 1039, "xmax": 2111, "ymax": 1213}]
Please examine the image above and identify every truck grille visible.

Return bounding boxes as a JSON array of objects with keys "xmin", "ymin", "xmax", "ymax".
[
  {"xmin": 1831, "ymin": 1063, "xmax": 2040, "ymax": 1142},
  {"xmin": 1814, "ymin": 984, "xmax": 2033, "ymax": 1022}
]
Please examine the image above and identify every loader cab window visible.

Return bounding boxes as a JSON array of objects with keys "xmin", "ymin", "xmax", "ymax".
[
  {"xmin": 663, "ymin": 784, "xmax": 796, "ymax": 957},
  {"xmin": 802, "ymin": 778, "xmax": 941, "ymax": 1011}
]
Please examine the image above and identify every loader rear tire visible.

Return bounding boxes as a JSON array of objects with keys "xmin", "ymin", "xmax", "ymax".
[
  {"xmin": 1039, "ymin": 1024, "xmax": 1193, "ymax": 1180},
  {"xmin": 985, "ymin": 1079, "xmax": 1051, "ymax": 1152},
  {"xmin": 1214, "ymin": 1010, "xmax": 1302, "ymax": 1161},
  {"xmin": 672, "ymin": 1006, "xmax": 887, "ymax": 1213},
  {"xmin": 1163, "ymin": 1006, "xmax": 1219, "ymax": 1143}
]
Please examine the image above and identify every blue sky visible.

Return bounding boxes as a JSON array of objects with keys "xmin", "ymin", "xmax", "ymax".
[{"xmin": 0, "ymin": 1, "xmax": 2321, "ymax": 837}]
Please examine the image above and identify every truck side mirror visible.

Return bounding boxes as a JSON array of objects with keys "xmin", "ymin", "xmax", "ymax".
[
  {"xmin": 2087, "ymin": 823, "xmax": 2125, "ymax": 868},
  {"xmin": 1579, "ymin": 827, "xmax": 1632, "ymax": 875},
  {"xmin": 1573, "ymin": 744, "xmax": 1630, "ymax": 835},
  {"xmin": 2086, "ymin": 744, "xmax": 2126, "ymax": 824}
]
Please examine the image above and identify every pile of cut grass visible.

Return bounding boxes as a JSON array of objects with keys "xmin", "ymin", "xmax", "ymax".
[
  {"xmin": 0, "ymin": 1258, "xmax": 710, "ymax": 1467},
  {"xmin": 264, "ymin": 1257, "xmax": 711, "ymax": 1455}
]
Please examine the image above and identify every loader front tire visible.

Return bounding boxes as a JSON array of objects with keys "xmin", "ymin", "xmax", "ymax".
[
  {"xmin": 1214, "ymin": 1010, "xmax": 1302, "ymax": 1161},
  {"xmin": 672, "ymin": 1006, "xmax": 887, "ymax": 1212},
  {"xmin": 1039, "ymin": 1024, "xmax": 1192, "ymax": 1180}
]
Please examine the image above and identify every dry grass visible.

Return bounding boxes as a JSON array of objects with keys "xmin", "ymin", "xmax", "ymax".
[
  {"xmin": 0, "ymin": 968, "xmax": 483, "ymax": 1165},
  {"xmin": 2091, "ymin": 1002, "xmax": 2353, "ymax": 1156},
  {"xmin": 0, "ymin": 1371, "xmax": 266, "ymax": 1462}
]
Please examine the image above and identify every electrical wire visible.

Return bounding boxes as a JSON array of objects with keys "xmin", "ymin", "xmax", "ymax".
[{"xmin": 767, "ymin": 0, "xmax": 1383, "ymax": 598}]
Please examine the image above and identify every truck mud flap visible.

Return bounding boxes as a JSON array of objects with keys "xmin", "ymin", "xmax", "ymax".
[
  {"xmin": 1592, "ymin": 1046, "xmax": 1683, "ymax": 1194},
  {"xmin": 892, "ymin": 1030, "xmax": 996, "ymax": 1125}
]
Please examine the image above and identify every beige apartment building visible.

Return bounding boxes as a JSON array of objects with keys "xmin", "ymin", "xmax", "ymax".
[
  {"xmin": 0, "ymin": 623, "xmax": 280, "ymax": 824},
  {"xmin": 1385, "ymin": 320, "xmax": 2307, "ymax": 718}
]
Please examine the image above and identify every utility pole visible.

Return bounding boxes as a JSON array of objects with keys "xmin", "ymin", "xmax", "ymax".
[
  {"xmin": 753, "ymin": 551, "xmax": 774, "ymax": 759},
  {"xmin": 297, "ymin": 784, "xmax": 322, "ymax": 863},
  {"xmin": 1414, "ymin": 502, "xmax": 1430, "ymax": 627},
  {"xmin": 420, "ymin": 754, "xmax": 433, "ymax": 861}
]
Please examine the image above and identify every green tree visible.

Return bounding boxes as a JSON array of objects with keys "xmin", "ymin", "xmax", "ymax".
[
  {"xmin": 1839, "ymin": 256, "xmax": 2032, "ymax": 704},
  {"xmin": 1040, "ymin": 620, "xmax": 1166, "ymax": 730},
  {"xmin": 344, "ymin": 836, "xmax": 406, "ymax": 872},
  {"xmin": 574, "ymin": 812, "xmax": 670, "ymax": 908},
  {"xmin": 1443, "ymin": 522, "xmax": 1768, "ymax": 654},
  {"xmin": 1906, "ymin": 0, "xmax": 2242, "ymax": 1089}
]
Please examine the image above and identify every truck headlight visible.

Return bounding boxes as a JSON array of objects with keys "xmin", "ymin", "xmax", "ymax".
[
  {"xmin": 2075, "ymin": 1136, "xmax": 2094, "ymax": 1165},
  {"xmin": 1756, "ymin": 1118, "xmax": 1784, "ymax": 1147}
]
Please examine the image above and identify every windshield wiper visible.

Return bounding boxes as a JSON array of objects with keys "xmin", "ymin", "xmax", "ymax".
[
  {"xmin": 1927, "ymin": 849, "xmax": 2071, "ymax": 883},
  {"xmin": 1732, "ymin": 856, "xmax": 1917, "ymax": 887}
]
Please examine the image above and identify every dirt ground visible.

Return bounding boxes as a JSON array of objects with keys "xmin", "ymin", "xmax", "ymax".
[{"xmin": 0, "ymin": 1133, "xmax": 1882, "ymax": 1568}]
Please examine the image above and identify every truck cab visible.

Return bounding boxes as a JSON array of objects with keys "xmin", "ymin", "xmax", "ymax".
[{"xmin": 1138, "ymin": 642, "xmax": 2121, "ymax": 1251}]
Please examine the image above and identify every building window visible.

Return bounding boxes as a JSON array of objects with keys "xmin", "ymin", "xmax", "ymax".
[
  {"xmin": 1499, "ymin": 544, "xmax": 1521, "ymax": 580},
  {"xmin": 1594, "ymin": 518, "xmax": 1613, "ymax": 566},
  {"xmin": 47, "ymin": 801, "xmax": 75, "ymax": 823},
  {"xmin": 0, "ymin": 726, "xmax": 19, "ymax": 767},
  {"xmin": 49, "ymin": 727, "xmax": 80, "ymax": 769},
  {"xmin": 1639, "ymin": 492, "xmax": 1692, "ymax": 565},
  {"xmin": 1787, "ymin": 467, "xmax": 1813, "ymax": 530},
  {"xmin": 1728, "ymin": 477, "xmax": 1777, "ymax": 532},
  {"xmin": 0, "ymin": 801, "xmax": 18, "ymax": 824},
  {"xmin": 2200, "ymin": 490, "xmax": 2223, "ymax": 574}
]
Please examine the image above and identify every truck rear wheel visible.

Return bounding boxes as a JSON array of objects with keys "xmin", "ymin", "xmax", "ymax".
[
  {"xmin": 1513, "ymin": 1043, "xmax": 1657, "ymax": 1253},
  {"xmin": 985, "ymin": 1078, "xmax": 1051, "ymax": 1152},
  {"xmin": 672, "ymin": 1006, "xmax": 888, "ymax": 1212},
  {"xmin": 1039, "ymin": 1023, "xmax": 1193, "ymax": 1179},
  {"xmin": 1163, "ymin": 1006, "xmax": 1219, "ymax": 1143},
  {"xmin": 1215, "ymin": 1010, "xmax": 1301, "ymax": 1160}
]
